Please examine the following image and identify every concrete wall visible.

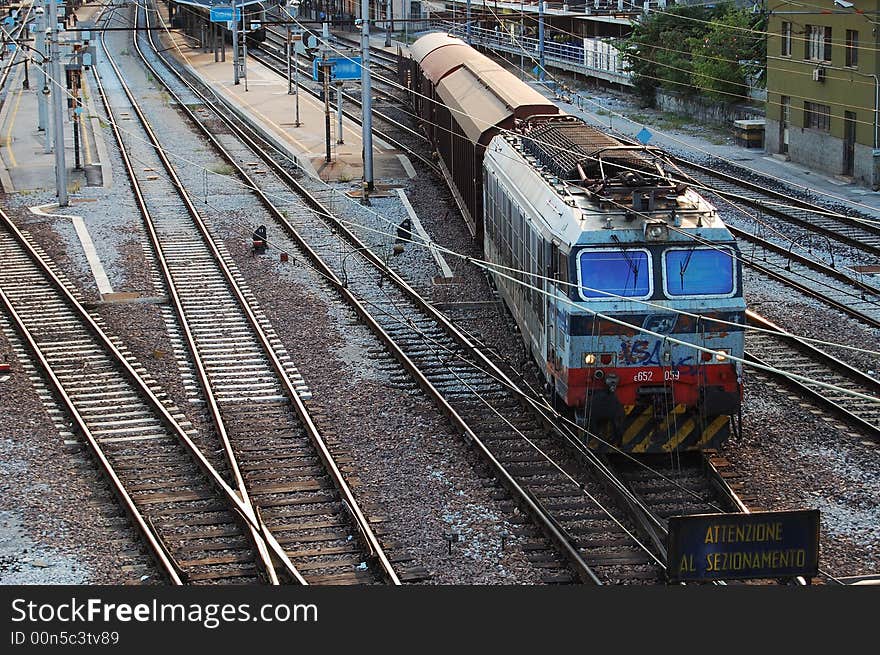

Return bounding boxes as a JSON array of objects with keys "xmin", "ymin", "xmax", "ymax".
[
  {"xmin": 655, "ymin": 90, "xmax": 764, "ymax": 129},
  {"xmin": 767, "ymin": 117, "xmax": 879, "ymax": 188}
]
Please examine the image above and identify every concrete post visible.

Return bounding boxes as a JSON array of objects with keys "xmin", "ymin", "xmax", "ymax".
[
  {"xmin": 36, "ymin": 1, "xmax": 48, "ymax": 133},
  {"xmin": 336, "ymin": 83, "xmax": 343, "ymax": 144},
  {"xmin": 232, "ymin": 2, "xmax": 239, "ymax": 84},
  {"xmin": 361, "ymin": 0, "xmax": 374, "ymax": 191},
  {"xmin": 48, "ymin": 0, "xmax": 67, "ymax": 206},
  {"xmin": 538, "ymin": 0, "xmax": 545, "ymax": 82}
]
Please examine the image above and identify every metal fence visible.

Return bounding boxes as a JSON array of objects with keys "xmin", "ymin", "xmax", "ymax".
[{"xmin": 426, "ymin": 21, "xmax": 631, "ymax": 85}]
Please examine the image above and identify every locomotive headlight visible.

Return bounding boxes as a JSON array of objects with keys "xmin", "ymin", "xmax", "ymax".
[
  {"xmin": 715, "ymin": 349, "xmax": 731, "ymax": 362},
  {"xmin": 584, "ymin": 353, "xmax": 596, "ymax": 366}
]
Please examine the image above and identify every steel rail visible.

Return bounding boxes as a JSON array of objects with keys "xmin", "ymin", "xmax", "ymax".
[
  {"xmin": 94, "ymin": 7, "xmax": 295, "ymax": 585},
  {"xmin": 0, "ymin": 202, "xmax": 306, "ymax": 580},
  {"xmin": 0, "ymin": 6, "xmax": 33, "ymax": 94},
  {"xmin": 0, "ymin": 220, "xmax": 184, "ymax": 584},
  {"xmin": 149, "ymin": 5, "xmax": 602, "ymax": 585},
  {"xmin": 668, "ymin": 155, "xmax": 880, "ymax": 238},
  {"xmin": 0, "ymin": 197, "xmax": 280, "ymax": 540},
  {"xmin": 138, "ymin": 4, "xmax": 401, "ymax": 585},
  {"xmin": 255, "ymin": 26, "xmax": 436, "ymax": 158},
  {"xmin": 263, "ymin": 28, "xmax": 401, "ymax": 102},
  {"xmin": 732, "ymin": 227, "xmax": 880, "ymax": 329},
  {"xmin": 746, "ymin": 310, "xmax": 880, "ymax": 440}
]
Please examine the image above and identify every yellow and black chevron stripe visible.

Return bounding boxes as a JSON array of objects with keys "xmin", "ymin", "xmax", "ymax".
[{"xmin": 586, "ymin": 405, "xmax": 731, "ymax": 453}]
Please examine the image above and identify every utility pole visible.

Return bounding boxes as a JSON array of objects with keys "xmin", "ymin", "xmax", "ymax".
[
  {"xmin": 242, "ymin": 8, "xmax": 248, "ymax": 91},
  {"xmin": 538, "ymin": 0, "xmax": 545, "ymax": 83},
  {"xmin": 384, "ymin": 0, "xmax": 391, "ymax": 47},
  {"xmin": 294, "ymin": 49, "xmax": 301, "ymax": 126},
  {"xmin": 286, "ymin": 22, "xmax": 292, "ymax": 93},
  {"xmin": 466, "ymin": 0, "xmax": 471, "ymax": 44},
  {"xmin": 35, "ymin": 2, "xmax": 47, "ymax": 130},
  {"xmin": 322, "ymin": 50, "xmax": 331, "ymax": 163},
  {"xmin": 360, "ymin": 0, "xmax": 373, "ymax": 193},
  {"xmin": 336, "ymin": 82, "xmax": 343, "ymax": 144},
  {"xmin": 232, "ymin": 0, "xmax": 239, "ymax": 84},
  {"xmin": 285, "ymin": 1, "xmax": 301, "ymax": 126},
  {"xmin": 48, "ymin": 0, "xmax": 67, "ymax": 206}
]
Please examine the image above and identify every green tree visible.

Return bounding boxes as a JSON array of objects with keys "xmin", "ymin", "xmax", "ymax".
[
  {"xmin": 689, "ymin": 7, "xmax": 767, "ymax": 102},
  {"xmin": 617, "ymin": 4, "xmax": 766, "ymax": 106}
]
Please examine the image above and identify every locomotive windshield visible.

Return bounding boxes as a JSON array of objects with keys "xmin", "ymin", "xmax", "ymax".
[
  {"xmin": 664, "ymin": 247, "xmax": 736, "ymax": 297},
  {"xmin": 578, "ymin": 249, "xmax": 652, "ymax": 299}
]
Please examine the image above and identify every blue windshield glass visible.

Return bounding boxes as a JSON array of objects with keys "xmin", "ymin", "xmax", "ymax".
[
  {"xmin": 665, "ymin": 248, "xmax": 735, "ymax": 296},
  {"xmin": 579, "ymin": 250, "xmax": 651, "ymax": 299}
]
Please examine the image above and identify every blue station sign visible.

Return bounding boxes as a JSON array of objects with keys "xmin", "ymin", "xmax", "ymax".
[
  {"xmin": 666, "ymin": 510, "xmax": 820, "ymax": 582},
  {"xmin": 209, "ymin": 6, "xmax": 241, "ymax": 22},
  {"xmin": 312, "ymin": 56, "xmax": 363, "ymax": 82}
]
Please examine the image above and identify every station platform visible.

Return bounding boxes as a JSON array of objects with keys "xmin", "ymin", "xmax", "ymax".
[
  {"xmin": 156, "ymin": 5, "xmax": 415, "ymax": 185},
  {"xmin": 0, "ymin": 1, "xmax": 109, "ymax": 195}
]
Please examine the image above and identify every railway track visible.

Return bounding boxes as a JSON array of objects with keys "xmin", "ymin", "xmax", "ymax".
[
  {"xmin": 745, "ymin": 311, "xmax": 880, "ymax": 441},
  {"xmin": 249, "ymin": 19, "xmax": 435, "ymax": 159},
  {"xmin": 145, "ymin": 2, "xmax": 798, "ymax": 586},
  {"xmin": 0, "ymin": 212, "xmax": 276, "ymax": 584},
  {"xmin": 733, "ymin": 227, "xmax": 880, "ymax": 328},
  {"xmin": 94, "ymin": 3, "xmax": 404, "ymax": 585},
  {"xmin": 671, "ymin": 156, "xmax": 880, "ymax": 259}
]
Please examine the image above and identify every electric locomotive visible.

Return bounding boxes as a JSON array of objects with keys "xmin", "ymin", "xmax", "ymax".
[
  {"xmin": 405, "ymin": 34, "xmax": 745, "ymax": 453},
  {"xmin": 484, "ymin": 118, "xmax": 744, "ymax": 452}
]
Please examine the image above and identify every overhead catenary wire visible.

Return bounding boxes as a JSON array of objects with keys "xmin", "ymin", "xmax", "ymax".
[
  {"xmin": 43, "ymin": 2, "xmax": 880, "ymax": 394},
  {"xmin": 6, "ymin": 0, "xmax": 860, "ymax": 584}
]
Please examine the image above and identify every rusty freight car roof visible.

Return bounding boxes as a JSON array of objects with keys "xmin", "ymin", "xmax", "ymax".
[
  {"xmin": 436, "ymin": 67, "xmax": 514, "ymax": 143},
  {"xmin": 411, "ymin": 32, "xmax": 467, "ymax": 63},
  {"xmin": 433, "ymin": 62, "xmax": 558, "ymax": 144},
  {"xmin": 420, "ymin": 43, "xmax": 479, "ymax": 83}
]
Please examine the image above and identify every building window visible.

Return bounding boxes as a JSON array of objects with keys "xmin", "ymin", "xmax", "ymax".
[
  {"xmin": 805, "ymin": 25, "xmax": 832, "ymax": 62},
  {"xmin": 846, "ymin": 30, "xmax": 859, "ymax": 67},
  {"xmin": 781, "ymin": 22, "xmax": 792, "ymax": 56},
  {"xmin": 804, "ymin": 102, "xmax": 831, "ymax": 132}
]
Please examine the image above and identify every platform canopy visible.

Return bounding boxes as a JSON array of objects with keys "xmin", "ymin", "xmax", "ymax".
[{"xmin": 169, "ymin": 0, "xmax": 268, "ymax": 10}]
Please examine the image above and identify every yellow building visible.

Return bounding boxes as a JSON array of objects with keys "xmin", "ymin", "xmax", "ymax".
[{"xmin": 766, "ymin": 0, "xmax": 880, "ymax": 188}]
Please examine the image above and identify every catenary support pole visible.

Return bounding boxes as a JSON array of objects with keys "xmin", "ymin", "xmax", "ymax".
[
  {"xmin": 48, "ymin": 0, "xmax": 67, "ymax": 206},
  {"xmin": 336, "ymin": 82, "xmax": 343, "ymax": 144},
  {"xmin": 360, "ymin": 0, "xmax": 373, "ymax": 192},
  {"xmin": 538, "ymin": 0, "xmax": 545, "ymax": 82},
  {"xmin": 232, "ymin": 3, "xmax": 239, "ymax": 84},
  {"xmin": 287, "ymin": 24, "xmax": 292, "ymax": 93},
  {"xmin": 323, "ymin": 52, "xmax": 331, "ymax": 162},
  {"xmin": 36, "ymin": 0, "xmax": 47, "ymax": 132}
]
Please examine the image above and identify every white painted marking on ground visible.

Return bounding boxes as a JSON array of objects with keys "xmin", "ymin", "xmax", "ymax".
[
  {"xmin": 395, "ymin": 188, "xmax": 454, "ymax": 279},
  {"xmin": 397, "ymin": 154, "xmax": 416, "ymax": 179},
  {"xmin": 30, "ymin": 203, "xmax": 114, "ymax": 295}
]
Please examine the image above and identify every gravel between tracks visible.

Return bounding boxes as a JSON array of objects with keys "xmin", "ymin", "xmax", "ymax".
[{"xmin": 3, "ymin": 23, "xmax": 879, "ymax": 585}]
